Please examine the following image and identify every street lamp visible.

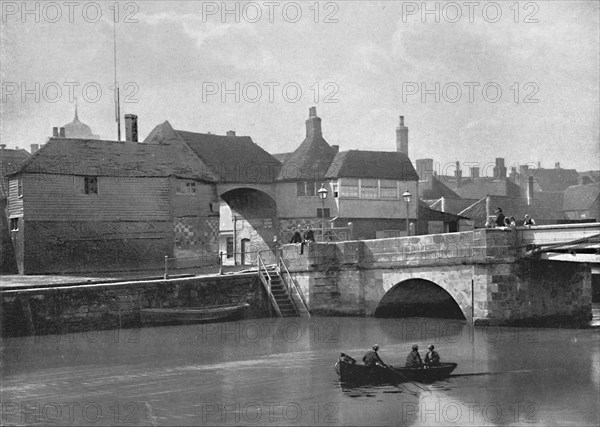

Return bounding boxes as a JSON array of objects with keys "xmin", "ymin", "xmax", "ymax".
[
  {"xmin": 318, "ymin": 183, "xmax": 328, "ymax": 241},
  {"xmin": 402, "ymin": 189, "xmax": 412, "ymax": 236}
]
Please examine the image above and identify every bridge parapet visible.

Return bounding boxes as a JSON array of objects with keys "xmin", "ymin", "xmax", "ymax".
[{"xmin": 282, "ymin": 228, "xmax": 517, "ymax": 272}]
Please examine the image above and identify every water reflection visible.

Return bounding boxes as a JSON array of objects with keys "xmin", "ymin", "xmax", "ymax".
[{"xmin": 2, "ymin": 317, "xmax": 599, "ymax": 426}]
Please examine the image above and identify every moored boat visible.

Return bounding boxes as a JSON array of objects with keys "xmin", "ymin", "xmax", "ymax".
[
  {"xmin": 335, "ymin": 353, "xmax": 457, "ymax": 384},
  {"xmin": 141, "ymin": 303, "xmax": 249, "ymax": 326}
]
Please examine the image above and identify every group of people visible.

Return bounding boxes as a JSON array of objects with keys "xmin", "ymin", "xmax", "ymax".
[
  {"xmin": 362, "ymin": 344, "xmax": 440, "ymax": 369},
  {"xmin": 290, "ymin": 224, "xmax": 315, "ymax": 255},
  {"xmin": 488, "ymin": 208, "xmax": 536, "ymax": 228}
]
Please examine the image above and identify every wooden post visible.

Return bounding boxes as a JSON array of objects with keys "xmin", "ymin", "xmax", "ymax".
[{"xmin": 164, "ymin": 255, "xmax": 169, "ymax": 279}]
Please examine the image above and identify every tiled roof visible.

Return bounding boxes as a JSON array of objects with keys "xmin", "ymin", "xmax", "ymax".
[
  {"xmin": 176, "ymin": 130, "xmax": 280, "ymax": 183},
  {"xmin": 325, "ymin": 150, "xmax": 419, "ymax": 181},
  {"xmin": 277, "ymin": 134, "xmax": 336, "ymax": 181},
  {"xmin": 9, "ymin": 137, "xmax": 214, "ymax": 181},
  {"xmin": 272, "ymin": 152, "xmax": 290, "ymax": 163},
  {"xmin": 528, "ymin": 168, "xmax": 579, "ymax": 192},
  {"xmin": 419, "ymin": 176, "xmax": 461, "ymax": 199},
  {"xmin": 563, "ymin": 183, "xmax": 600, "ymax": 211},
  {"xmin": 458, "ymin": 195, "xmax": 561, "ymax": 227},
  {"xmin": 442, "ymin": 177, "xmax": 522, "ymax": 199}
]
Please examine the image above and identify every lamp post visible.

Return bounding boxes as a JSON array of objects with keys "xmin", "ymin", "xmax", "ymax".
[
  {"xmin": 318, "ymin": 183, "xmax": 328, "ymax": 241},
  {"xmin": 402, "ymin": 189, "xmax": 412, "ymax": 236}
]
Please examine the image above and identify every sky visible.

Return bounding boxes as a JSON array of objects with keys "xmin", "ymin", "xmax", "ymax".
[{"xmin": 1, "ymin": 0, "xmax": 599, "ymax": 173}]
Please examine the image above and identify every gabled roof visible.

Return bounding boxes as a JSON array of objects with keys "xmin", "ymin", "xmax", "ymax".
[
  {"xmin": 526, "ymin": 168, "xmax": 580, "ymax": 192},
  {"xmin": 563, "ymin": 183, "xmax": 600, "ymax": 212},
  {"xmin": 419, "ymin": 175, "xmax": 461, "ymax": 199},
  {"xmin": 458, "ymin": 195, "xmax": 561, "ymax": 228},
  {"xmin": 8, "ymin": 137, "xmax": 214, "ymax": 181},
  {"xmin": 441, "ymin": 177, "xmax": 522, "ymax": 199},
  {"xmin": 428, "ymin": 196, "xmax": 479, "ymax": 215},
  {"xmin": 145, "ymin": 121, "xmax": 280, "ymax": 184},
  {"xmin": 324, "ymin": 150, "xmax": 419, "ymax": 181},
  {"xmin": 277, "ymin": 135, "xmax": 335, "ymax": 181}
]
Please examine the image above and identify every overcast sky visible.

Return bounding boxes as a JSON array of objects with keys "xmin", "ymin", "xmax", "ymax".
[{"xmin": 2, "ymin": 1, "xmax": 599, "ymax": 173}]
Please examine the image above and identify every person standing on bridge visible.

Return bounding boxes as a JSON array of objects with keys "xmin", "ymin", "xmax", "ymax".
[
  {"xmin": 405, "ymin": 344, "xmax": 423, "ymax": 368},
  {"xmin": 363, "ymin": 344, "xmax": 387, "ymax": 367},
  {"xmin": 523, "ymin": 214, "xmax": 536, "ymax": 227},
  {"xmin": 495, "ymin": 208, "xmax": 506, "ymax": 228},
  {"xmin": 290, "ymin": 227, "xmax": 302, "ymax": 244}
]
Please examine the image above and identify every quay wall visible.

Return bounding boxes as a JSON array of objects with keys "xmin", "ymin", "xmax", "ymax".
[{"xmin": 1, "ymin": 273, "xmax": 270, "ymax": 337}]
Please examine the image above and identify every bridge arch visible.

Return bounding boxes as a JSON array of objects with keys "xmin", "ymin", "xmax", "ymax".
[
  {"xmin": 219, "ymin": 187, "xmax": 278, "ymax": 265},
  {"xmin": 374, "ymin": 278, "xmax": 466, "ymax": 320}
]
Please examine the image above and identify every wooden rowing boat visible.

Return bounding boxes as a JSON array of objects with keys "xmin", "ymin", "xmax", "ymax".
[
  {"xmin": 335, "ymin": 353, "xmax": 457, "ymax": 384},
  {"xmin": 140, "ymin": 303, "xmax": 249, "ymax": 326}
]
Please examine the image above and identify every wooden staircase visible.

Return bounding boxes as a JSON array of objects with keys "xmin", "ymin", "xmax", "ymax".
[{"xmin": 268, "ymin": 269, "xmax": 299, "ymax": 317}]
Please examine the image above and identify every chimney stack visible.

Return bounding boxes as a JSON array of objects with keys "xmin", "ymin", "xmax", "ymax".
[
  {"xmin": 454, "ymin": 161, "xmax": 462, "ymax": 186},
  {"xmin": 59, "ymin": 127, "xmax": 66, "ymax": 138},
  {"xmin": 396, "ymin": 115, "xmax": 408, "ymax": 155},
  {"xmin": 493, "ymin": 158, "xmax": 506, "ymax": 179},
  {"xmin": 555, "ymin": 162, "xmax": 560, "ymax": 169},
  {"xmin": 306, "ymin": 106, "xmax": 322, "ymax": 138},
  {"xmin": 471, "ymin": 166, "xmax": 480, "ymax": 179},
  {"xmin": 527, "ymin": 176, "xmax": 535, "ymax": 205},
  {"xmin": 125, "ymin": 114, "xmax": 138, "ymax": 142},
  {"xmin": 30, "ymin": 144, "xmax": 39, "ymax": 153},
  {"xmin": 226, "ymin": 130, "xmax": 236, "ymax": 137},
  {"xmin": 53, "ymin": 127, "xmax": 59, "ymax": 137},
  {"xmin": 509, "ymin": 166, "xmax": 517, "ymax": 182},
  {"xmin": 416, "ymin": 158, "xmax": 434, "ymax": 181},
  {"xmin": 0, "ymin": 144, "xmax": 6, "ymax": 150}
]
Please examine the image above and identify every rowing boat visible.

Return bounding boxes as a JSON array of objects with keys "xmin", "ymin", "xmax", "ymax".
[
  {"xmin": 335, "ymin": 353, "xmax": 457, "ymax": 384},
  {"xmin": 140, "ymin": 303, "xmax": 249, "ymax": 326}
]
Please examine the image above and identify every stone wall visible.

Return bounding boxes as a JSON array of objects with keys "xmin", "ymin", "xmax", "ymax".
[{"xmin": 1, "ymin": 274, "xmax": 270, "ymax": 337}]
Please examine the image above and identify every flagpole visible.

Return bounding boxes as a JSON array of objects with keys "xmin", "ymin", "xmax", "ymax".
[{"xmin": 113, "ymin": 14, "xmax": 121, "ymax": 141}]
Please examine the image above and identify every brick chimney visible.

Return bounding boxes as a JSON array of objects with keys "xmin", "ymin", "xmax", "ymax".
[
  {"xmin": 493, "ymin": 158, "xmax": 506, "ymax": 179},
  {"xmin": 30, "ymin": 144, "xmax": 39, "ymax": 153},
  {"xmin": 555, "ymin": 162, "xmax": 560, "ymax": 169},
  {"xmin": 125, "ymin": 114, "xmax": 138, "ymax": 142},
  {"xmin": 470, "ymin": 166, "xmax": 480, "ymax": 179},
  {"xmin": 226, "ymin": 130, "xmax": 236, "ymax": 137},
  {"xmin": 396, "ymin": 116, "xmax": 408, "ymax": 155},
  {"xmin": 59, "ymin": 127, "xmax": 66, "ymax": 138},
  {"xmin": 416, "ymin": 158, "xmax": 434, "ymax": 181},
  {"xmin": 306, "ymin": 106, "xmax": 322, "ymax": 138},
  {"xmin": 509, "ymin": 166, "xmax": 517, "ymax": 182},
  {"xmin": 52, "ymin": 127, "xmax": 59, "ymax": 137},
  {"xmin": 454, "ymin": 161, "xmax": 462, "ymax": 186}
]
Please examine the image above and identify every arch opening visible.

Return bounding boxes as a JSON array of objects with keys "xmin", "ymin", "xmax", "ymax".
[
  {"xmin": 219, "ymin": 188, "xmax": 278, "ymax": 265},
  {"xmin": 374, "ymin": 279, "xmax": 466, "ymax": 320}
]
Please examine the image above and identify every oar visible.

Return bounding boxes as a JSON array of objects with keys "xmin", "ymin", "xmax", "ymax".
[{"xmin": 382, "ymin": 364, "xmax": 431, "ymax": 394}]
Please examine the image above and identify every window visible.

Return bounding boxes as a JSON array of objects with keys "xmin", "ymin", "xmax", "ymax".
[
  {"xmin": 226, "ymin": 237, "xmax": 234, "ymax": 259},
  {"xmin": 10, "ymin": 218, "xmax": 18, "ymax": 231},
  {"xmin": 297, "ymin": 181, "xmax": 317, "ymax": 197},
  {"xmin": 317, "ymin": 208, "xmax": 330, "ymax": 218},
  {"xmin": 360, "ymin": 178, "xmax": 378, "ymax": 199},
  {"xmin": 84, "ymin": 176, "xmax": 98, "ymax": 194},
  {"xmin": 332, "ymin": 182, "xmax": 339, "ymax": 198},
  {"xmin": 380, "ymin": 180, "xmax": 398, "ymax": 199},
  {"xmin": 177, "ymin": 180, "xmax": 197, "ymax": 195},
  {"xmin": 340, "ymin": 178, "xmax": 359, "ymax": 198},
  {"xmin": 17, "ymin": 178, "xmax": 23, "ymax": 198}
]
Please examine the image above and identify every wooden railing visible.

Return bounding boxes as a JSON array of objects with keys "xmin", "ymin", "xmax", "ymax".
[
  {"xmin": 278, "ymin": 257, "xmax": 310, "ymax": 317},
  {"xmin": 257, "ymin": 253, "xmax": 282, "ymax": 317}
]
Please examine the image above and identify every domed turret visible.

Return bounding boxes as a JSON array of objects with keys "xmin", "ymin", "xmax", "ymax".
[{"xmin": 63, "ymin": 104, "xmax": 99, "ymax": 139}]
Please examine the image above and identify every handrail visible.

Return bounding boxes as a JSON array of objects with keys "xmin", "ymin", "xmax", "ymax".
[
  {"xmin": 278, "ymin": 256, "xmax": 310, "ymax": 317},
  {"xmin": 257, "ymin": 253, "xmax": 282, "ymax": 317}
]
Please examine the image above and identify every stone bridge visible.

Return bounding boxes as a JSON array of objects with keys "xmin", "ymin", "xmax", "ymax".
[{"xmin": 281, "ymin": 223, "xmax": 600, "ymax": 326}]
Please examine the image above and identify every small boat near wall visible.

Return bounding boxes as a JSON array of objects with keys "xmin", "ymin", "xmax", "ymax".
[{"xmin": 141, "ymin": 303, "xmax": 250, "ymax": 326}]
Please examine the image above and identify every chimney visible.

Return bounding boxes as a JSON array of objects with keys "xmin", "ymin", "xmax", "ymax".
[
  {"xmin": 125, "ymin": 114, "xmax": 138, "ymax": 142},
  {"xmin": 0, "ymin": 144, "xmax": 5, "ymax": 150},
  {"xmin": 555, "ymin": 162, "xmax": 560, "ymax": 169},
  {"xmin": 226, "ymin": 130, "xmax": 236, "ymax": 137},
  {"xmin": 509, "ymin": 166, "xmax": 517, "ymax": 182},
  {"xmin": 306, "ymin": 106, "xmax": 322, "ymax": 138},
  {"xmin": 527, "ymin": 176, "xmax": 534, "ymax": 205},
  {"xmin": 454, "ymin": 161, "xmax": 462, "ymax": 186},
  {"xmin": 331, "ymin": 145, "xmax": 339, "ymax": 155},
  {"xmin": 416, "ymin": 158, "xmax": 434, "ymax": 181},
  {"xmin": 493, "ymin": 157, "xmax": 506, "ymax": 179},
  {"xmin": 30, "ymin": 144, "xmax": 39, "ymax": 153},
  {"xmin": 59, "ymin": 127, "xmax": 66, "ymax": 138},
  {"xmin": 52, "ymin": 127, "xmax": 59, "ymax": 137},
  {"xmin": 470, "ymin": 166, "xmax": 480, "ymax": 179},
  {"xmin": 396, "ymin": 115, "xmax": 408, "ymax": 155}
]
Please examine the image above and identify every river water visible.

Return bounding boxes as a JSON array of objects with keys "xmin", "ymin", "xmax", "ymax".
[{"xmin": 1, "ymin": 317, "xmax": 599, "ymax": 426}]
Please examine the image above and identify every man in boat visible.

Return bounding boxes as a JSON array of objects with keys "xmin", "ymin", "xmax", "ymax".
[
  {"xmin": 424, "ymin": 344, "xmax": 440, "ymax": 367},
  {"xmin": 362, "ymin": 345, "xmax": 388, "ymax": 368},
  {"xmin": 405, "ymin": 344, "xmax": 423, "ymax": 368}
]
